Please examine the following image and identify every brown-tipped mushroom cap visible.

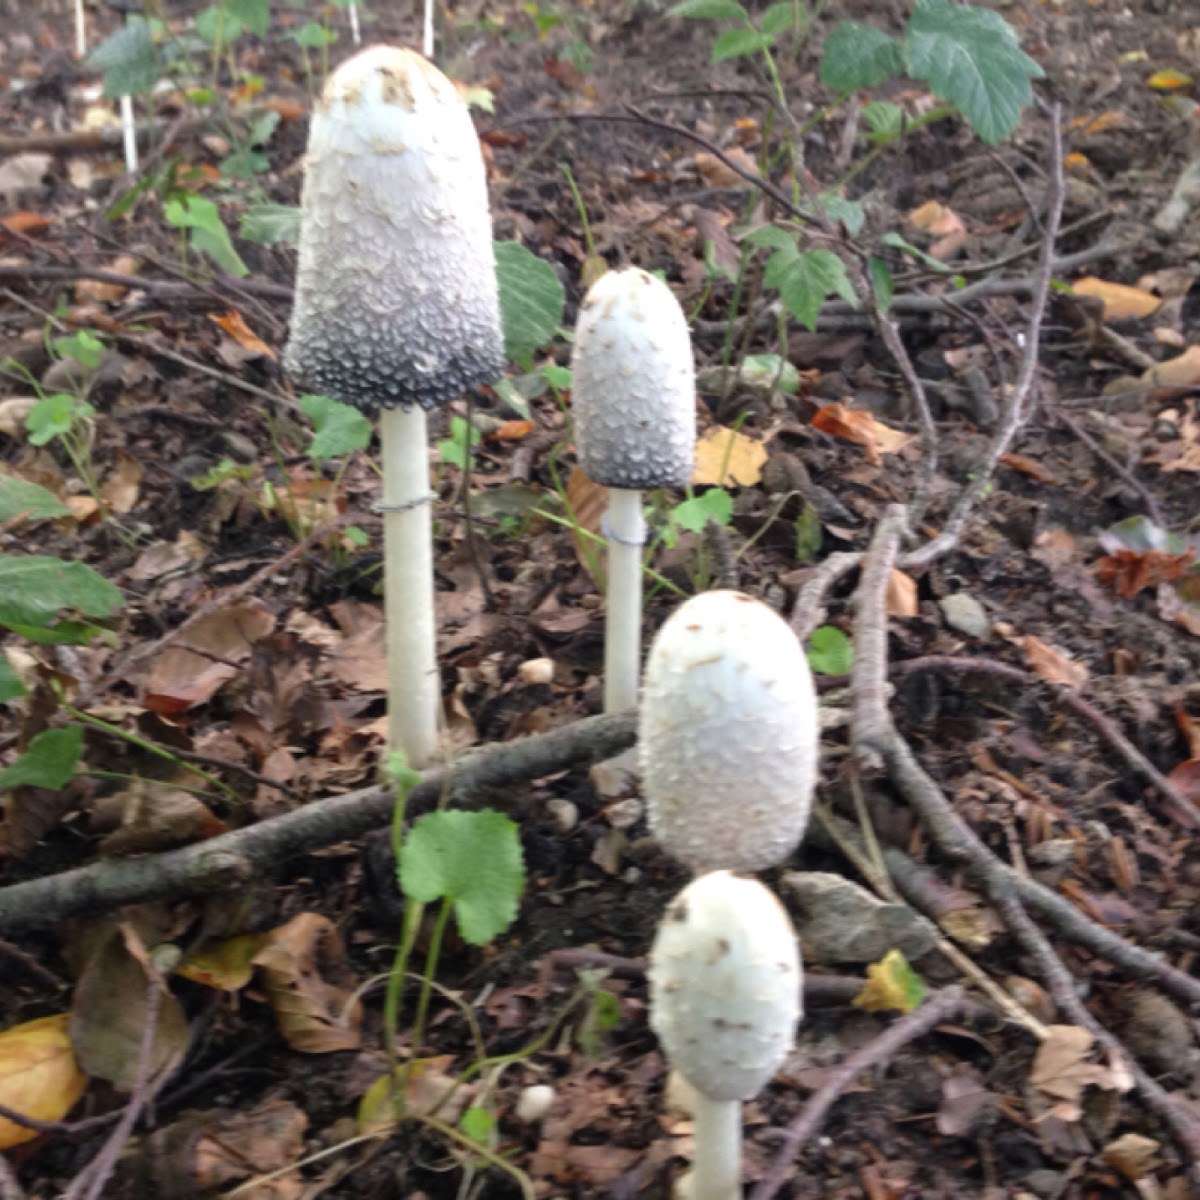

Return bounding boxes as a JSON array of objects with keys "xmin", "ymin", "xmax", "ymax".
[
  {"xmin": 285, "ymin": 45, "xmax": 503, "ymax": 413},
  {"xmin": 640, "ymin": 589, "xmax": 819, "ymax": 874},
  {"xmin": 569, "ymin": 267, "xmax": 696, "ymax": 489},
  {"xmin": 649, "ymin": 871, "xmax": 801, "ymax": 1102}
]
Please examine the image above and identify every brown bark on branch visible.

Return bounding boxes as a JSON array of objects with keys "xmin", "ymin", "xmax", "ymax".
[{"xmin": 0, "ymin": 711, "xmax": 637, "ymax": 934}]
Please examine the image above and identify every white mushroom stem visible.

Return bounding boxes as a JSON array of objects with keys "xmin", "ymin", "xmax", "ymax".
[
  {"xmin": 120, "ymin": 94, "xmax": 138, "ymax": 174},
  {"xmin": 603, "ymin": 487, "xmax": 645, "ymax": 713},
  {"xmin": 381, "ymin": 406, "xmax": 439, "ymax": 768},
  {"xmin": 689, "ymin": 1093, "xmax": 741, "ymax": 1200},
  {"xmin": 348, "ymin": 3, "xmax": 361, "ymax": 45},
  {"xmin": 74, "ymin": 0, "xmax": 86, "ymax": 57}
]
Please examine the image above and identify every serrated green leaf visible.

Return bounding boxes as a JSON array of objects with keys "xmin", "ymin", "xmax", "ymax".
[
  {"xmin": 88, "ymin": 18, "xmax": 160, "ymax": 98},
  {"xmin": 807, "ymin": 624, "xmax": 853, "ymax": 675},
  {"xmin": 861, "ymin": 100, "xmax": 905, "ymax": 141},
  {"xmin": 759, "ymin": 2, "xmax": 799, "ymax": 37},
  {"xmin": 668, "ymin": 0, "xmax": 747, "ymax": 19},
  {"xmin": 0, "ymin": 652, "xmax": 27, "ymax": 703},
  {"xmin": 671, "ymin": 488, "xmax": 732, "ymax": 534},
  {"xmin": 0, "ymin": 727, "xmax": 83, "ymax": 791},
  {"xmin": 240, "ymin": 203, "xmax": 300, "ymax": 246},
  {"xmin": 0, "ymin": 476, "xmax": 70, "ymax": 522},
  {"xmin": 0, "ymin": 554, "xmax": 123, "ymax": 637},
  {"xmin": 712, "ymin": 28, "xmax": 776, "ymax": 61},
  {"xmin": 764, "ymin": 247, "xmax": 856, "ymax": 330},
  {"xmin": 820, "ymin": 194, "xmax": 865, "ymax": 235},
  {"xmin": 904, "ymin": 0, "xmax": 1044, "ymax": 145},
  {"xmin": 743, "ymin": 224, "xmax": 797, "ymax": 253},
  {"xmin": 494, "ymin": 241, "xmax": 564, "ymax": 371},
  {"xmin": 227, "ymin": 0, "xmax": 270, "ymax": 37},
  {"xmin": 820, "ymin": 21, "xmax": 904, "ymax": 91},
  {"xmin": 399, "ymin": 809, "xmax": 525, "ymax": 946},
  {"xmin": 301, "ymin": 394, "xmax": 372, "ymax": 460},
  {"xmin": 868, "ymin": 255, "xmax": 894, "ymax": 312}
]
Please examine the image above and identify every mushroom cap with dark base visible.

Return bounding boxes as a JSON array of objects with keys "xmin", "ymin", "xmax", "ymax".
[
  {"xmin": 569, "ymin": 267, "xmax": 695, "ymax": 490},
  {"xmin": 285, "ymin": 45, "xmax": 503, "ymax": 413}
]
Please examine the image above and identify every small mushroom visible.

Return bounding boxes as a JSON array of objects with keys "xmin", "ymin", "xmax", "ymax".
[
  {"xmin": 285, "ymin": 46, "xmax": 503, "ymax": 767},
  {"xmin": 569, "ymin": 267, "xmax": 695, "ymax": 712},
  {"xmin": 640, "ymin": 590, "xmax": 818, "ymax": 873},
  {"xmin": 649, "ymin": 871, "xmax": 801, "ymax": 1200}
]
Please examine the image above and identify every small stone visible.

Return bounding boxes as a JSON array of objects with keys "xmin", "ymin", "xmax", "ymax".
[
  {"xmin": 545, "ymin": 798, "xmax": 577, "ymax": 834},
  {"xmin": 939, "ymin": 592, "xmax": 991, "ymax": 639},
  {"xmin": 515, "ymin": 1084, "xmax": 555, "ymax": 1123},
  {"xmin": 517, "ymin": 657, "xmax": 555, "ymax": 685}
]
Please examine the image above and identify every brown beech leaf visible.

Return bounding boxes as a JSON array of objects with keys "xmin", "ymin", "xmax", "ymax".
[
  {"xmin": 1015, "ymin": 634, "xmax": 1088, "ymax": 688},
  {"xmin": 811, "ymin": 403, "xmax": 912, "ymax": 466}
]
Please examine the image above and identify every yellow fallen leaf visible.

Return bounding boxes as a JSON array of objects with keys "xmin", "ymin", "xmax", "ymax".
[
  {"xmin": 0, "ymin": 1014, "xmax": 87, "ymax": 1148},
  {"xmin": 853, "ymin": 949, "xmax": 926, "ymax": 1014},
  {"xmin": 1072, "ymin": 276, "xmax": 1160, "ymax": 322},
  {"xmin": 692, "ymin": 426, "xmax": 768, "ymax": 487},
  {"xmin": 1148, "ymin": 68, "xmax": 1193, "ymax": 91}
]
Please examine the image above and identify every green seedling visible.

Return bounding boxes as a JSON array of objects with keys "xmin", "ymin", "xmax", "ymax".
[{"xmin": 807, "ymin": 624, "xmax": 854, "ymax": 675}]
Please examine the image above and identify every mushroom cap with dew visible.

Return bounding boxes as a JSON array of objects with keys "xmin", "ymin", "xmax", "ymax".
[
  {"xmin": 640, "ymin": 589, "xmax": 819, "ymax": 874},
  {"xmin": 285, "ymin": 45, "xmax": 503, "ymax": 413},
  {"xmin": 649, "ymin": 870, "xmax": 801, "ymax": 1102},
  {"xmin": 569, "ymin": 267, "xmax": 696, "ymax": 490}
]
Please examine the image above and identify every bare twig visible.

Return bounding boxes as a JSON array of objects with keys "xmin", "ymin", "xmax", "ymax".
[{"xmin": 751, "ymin": 986, "xmax": 966, "ymax": 1200}]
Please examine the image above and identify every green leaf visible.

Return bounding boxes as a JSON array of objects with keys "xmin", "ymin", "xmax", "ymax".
[
  {"xmin": 494, "ymin": 241, "xmax": 565, "ymax": 371},
  {"xmin": 247, "ymin": 111, "xmax": 280, "ymax": 147},
  {"xmin": 166, "ymin": 192, "xmax": 249, "ymax": 276},
  {"xmin": 739, "ymin": 354, "xmax": 799, "ymax": 394},
  {"xmin": 881, "ymin": 230, "xmax": 951, "ymax": 273},
  {"xmin": 794, "ymin": 501, "xmax": 822, "ymax": 563},
  {"xmin": 227, "ymin": 0, "xmax": 270, "ymax": 37},
  {"xmin": 820, "ymin": 194, "xmax": 865, "ymax": 235},
  {"xmin": 0, "ymin": 652, "xmax": 27, "ymax": 703},
  {"xmin": 868, "ymin": 255, "xmax": 894, "ymax": 312},
  {"xmin": 820, "ymin": 21, "xmax": 904, "ymax": 91},
  {"xmin": 743, "ymin": 225, "xmax": 796, "ymax": 254},
  {"xmin": 219, "ymin": 147, "xmax": 270, "ymax": 179},
  {"xmin": 195, "ymin": 5, "xmax": 244, "ymax": 43},
  {"xmin": 53, "ymin": 330, "xmax": 105, "ymax": 372},
  {"xmin": 240, "ymin": 203, "xmax": 301, "ymax": 246},
  {"xmin": 301, "ymin": 394, "xmax": 372, "ymax": 460},
  {"xmin": 190, "ymin": 224, "xmax": 249, "ymax": 276},
  {"xmin": 764, "ymin": 246, "xmax": 857, "ymax": 330},
  {"xmin": 807, "ymin": 625, "xmax": 854, "ymax": 675},
  {"xmin": 759, "ymin": 2, "xmax": 799, "ymax": 37},
  {"xmin": 0, "ymin": 476, "xmax": 70, "ymax": 522},
  {"xmin": 26, "ymin": 394, "xmax": 92, "ymax": 448},
  {"xmin": 671, "ymin": 488, "xmax": 732, "ymax": 534},
  {"xmin": 667, "ymin": 0, "xmax": 747, "ymax": 19},
  {"xmin": 862, "ymin": 100, "xmax": 906, "ymax": 142},
  {"xmin": 399, "ymin": 809, "xmax": 526, "ymax": 946},
  {"xmin": 904, "ymin": 0, "xmax": 1044, "ymax": 145},
  {"xmin": 0, "ymin": 554, "xmax": 123, "ymax": 638},
  {"xmin": 289, "ymin": 20, "xmax": 336, "ymax": 48},
  {"xmin": 459, "ymin": 1107, "xmax": 495, "ymax": 1143},
  {"xmin": 0, "ymin": 727, "xmax": 83, "ymax": 791},
  {"xmin": 491, "ymin": 377, "xmax": 532, "ymax": 421},
  {"xmin": 540, "ymin": 363, "xmax": 572, "ymax": 392},
  {"xmin": 436, "ymin": 416, "xmax": 482, "ymax": 469},
  {"xmin": 712, "ymin": 28, "xmax": 776, "ymax": 62},
  {"xmin": 88, "ymin": 18, "xmax": 160, "ymax": 98}
]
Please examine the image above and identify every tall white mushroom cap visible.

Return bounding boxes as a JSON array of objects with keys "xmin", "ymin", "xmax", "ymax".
[
  {"xmin": 640, "ymin": 590, "xmax": 819, "ymax": 874},
  {"xmin": 569, "ymin": 267, "xmax": 695, "ymax": 489},
  {"xmin": 285, "ymin": 45, "xmax": 503, "ymax": 412},
  {"xmin": 649, "ymin": 871, "xmax": 801, "ymax": 1102}
]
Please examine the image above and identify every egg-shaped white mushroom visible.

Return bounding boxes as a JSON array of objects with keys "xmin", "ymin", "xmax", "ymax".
[
  {"xmin": 640, "ymin": 590, "xmax": 818, "ymax": 873},
  {"xmin": 570, "ymin": 267, "xmax": 695, "ymax": 490},
  {"xmin": 285, "ymin": 45, "xmax": 503, "ymax": 412},
  {"xmin": 649, "ymin": 870, "xmax": 801, "ymax": 1200}
]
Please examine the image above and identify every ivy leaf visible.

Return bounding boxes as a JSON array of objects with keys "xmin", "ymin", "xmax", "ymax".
[
  {"xmin": 763, "ymin": 246, "xmax": 857, "ymax": 331},
  {"xmin": 399, "ymin": 809, "xmax": 526, "ymax": 946},
  {"xmin": 821, "ymin": 21, "xmax": 904, "ymax": 91},
  {"xmin": 904, "ymin": 0, "xmax": 1044, "ymax": 145},
  {"xmin": 301, "ymin": 395, "xmax": 372, "ymax": 460},
  {"xmin": 0, "ymin": 727, "xmax": 83, "ymax": 791}
]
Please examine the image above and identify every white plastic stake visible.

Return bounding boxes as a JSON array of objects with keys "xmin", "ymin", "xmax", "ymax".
[
  {"xmin": 74, "ymin": 0, "xmax": 87, "ymax": 57},
  {"xmin": 348, "ymin": 1, "xmax": 361, "ymax": 45},
  {"xmin": 423, "ymin": 0, "xmax": 435, "ymax": 58},
  {"xmin": 120, "ymin": 93, "xmax": 138, "ymax": 174}
]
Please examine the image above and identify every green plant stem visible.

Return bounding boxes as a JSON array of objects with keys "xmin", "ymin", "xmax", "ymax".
[
  {"xmin": 62, "ymin": 705, "xmax": 239, "ymax": 803},
  {"xmin": 834, "ymin": 104, "xmax": 953, "ymax": 193},
  {"xmin": 559, "ymin": 162, "xmax": 595, "ymax": 256},
  {"xmin": 410, "ymin": 897, "xmax": 453, "ymax": 1052}
]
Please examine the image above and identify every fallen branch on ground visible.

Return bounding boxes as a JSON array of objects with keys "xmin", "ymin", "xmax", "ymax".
[{"xmin": 0, "ymin": 711, "xmax": 637, "ymax": 933}]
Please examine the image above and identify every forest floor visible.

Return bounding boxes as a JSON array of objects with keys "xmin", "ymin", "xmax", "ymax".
[{"xmin": 2, "ymin": 0, "xmax": 1200, "ymax": 1197}]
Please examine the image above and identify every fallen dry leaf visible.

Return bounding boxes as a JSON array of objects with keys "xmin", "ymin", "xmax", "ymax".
[
  {"xmin": 100, "ymin": 450, "xmax": 143, "ymax": 515},
  {"xmin": 0, "ymin": 1014, "xmax": 87, "ymax": 1149},
  {"xmin": 210, "ymin": 308, "xmax": 276, "ymax": 359},
  {"xmin": 886, "ymin": 569, "xmax": 918, "ymax": 617},
  {"xmin": 1000, "ymin": 452, "xmax": 1059, "ymax": 484},
  {"xmin": 1, "ymin": 210, "xmax": 51, "ymax": 237},
  {"xmin": 565, "ymin": 465, "xmax": 608, "ymax": 579},
  {"xmin": 811, "ymin": 403, "xmax": 912, "ymax": 466},
  {"xmin": 1143, "ymin": 345, "xmax": 1200, "ymax": 401},
  {"xmin": 1015, "ymin": 634, "xmax": 1089, "ymax": 688},
  {"xmin": 693, "ymin": 146, "xmax": 759, "ymax": 188},
  {"xmin": 1072, "ymin": 276, "xmax": 1160, "ymax": 321},
  {"xmin": 1030, "ymin": 1024, "xmax": 1119, "ymax": 1121},
  {"xmin": 692, "ymin": 425, "xmax": 768, "ymax": 486}
]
